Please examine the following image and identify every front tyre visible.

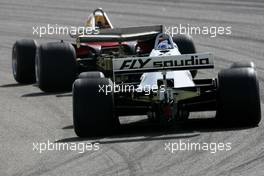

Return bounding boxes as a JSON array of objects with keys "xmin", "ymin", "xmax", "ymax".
[
  {"xmin": 78, "ymin": 71, "xmax": 105, "ymax": 79},
  {"xmin": 230, "ymin": 61, "xmax": 255, "ymax": 69}
]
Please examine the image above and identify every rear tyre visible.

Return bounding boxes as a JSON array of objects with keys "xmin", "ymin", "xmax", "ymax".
[
  {"xmin": 173, "ymin": 34, "xmax": 197, "ymax": 78},
  {"xmin": 73, "ymin": 78, "xmax": 119, "ymax": 137},
  {"xmin": 12, "ymin": 39, "xmax": 37, "ymax": 83},
  {"xmin": 36, "ymin": 42, "xmax": 76, "ymax": 92},
  {"xmin": 216, "ymin": 67, "xmax": 261, "ymax": 126},
  {"xmin": 78, "ymin": 71, "xmax": 105, "ymax": 79}
]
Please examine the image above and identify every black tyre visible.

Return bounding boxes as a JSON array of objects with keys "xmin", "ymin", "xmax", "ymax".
[
  {"xmin": 78, "ymin": 71, "xmax": 105, "ymax": 79},
  {"xmin": 217, "ymin": 67, "xmax": 261, "ymax": 126},
  {"xmin": 73, "ymin": 78, "xmax": 119, "ymax": 137},
  {"xmin": 12, "ymin": 39, "xmax": 37, "ymax": 83},
  {"xmin": 230, "ymin": 61, "xmax": 255, "ymax": 69},
  {"xmin": 36, "ymin": 42, "xmax": 76, "ymax": 92},
  {"xmin": 173, "ymin": 34, "xmax": 197, "ymax": 77}
]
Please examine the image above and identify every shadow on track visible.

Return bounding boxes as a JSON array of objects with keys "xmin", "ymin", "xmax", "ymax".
[
  {"xmin": 62, "ymin": 125, "xmax": 74, "ymax": 130},
  {"xmin": 21, "ymin": 91, "xmax": 72, "ymax": 97},
  {"xmin": 57, "ymin": 117, "xmax": 255, "ymax": 144},
  {"xmin": 0, "ymin": 83, "xmax": 30, "ymax": 88},
  {"xmin": 1, "ymin": 83, "xmax": 73, "ymax": 97}
]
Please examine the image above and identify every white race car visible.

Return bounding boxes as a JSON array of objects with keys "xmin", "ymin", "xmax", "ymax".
[{"xmin": 72, "ymin": 30, "xmax": 261, "ymax": 137}]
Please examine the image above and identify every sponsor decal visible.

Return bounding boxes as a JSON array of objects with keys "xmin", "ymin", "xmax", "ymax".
[{"xmin": 118, "ymin": 55, "xmax": 211, "ymax": 70}]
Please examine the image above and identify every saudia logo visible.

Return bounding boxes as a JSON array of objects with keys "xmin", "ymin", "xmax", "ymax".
[{"xmin": 119, "ymin": 55, "xmax": 209, "ymax": 70}]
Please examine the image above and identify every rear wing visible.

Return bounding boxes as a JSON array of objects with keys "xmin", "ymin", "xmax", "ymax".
[
  {"xmin": 113, "ymin": 53, "xmax": 214, "ymax": 75},
  {"xmin": 77, "ymin": 25, "xmax": 162, "ymax": 43}
]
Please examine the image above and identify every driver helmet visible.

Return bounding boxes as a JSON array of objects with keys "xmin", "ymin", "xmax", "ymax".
[
  {"xmin": 157, "ymin": 40, "xmax": 171, "ymax": 49},
  {"xmin": 94, "ymin": 13, "xmax": 106, "ymax": 28}
]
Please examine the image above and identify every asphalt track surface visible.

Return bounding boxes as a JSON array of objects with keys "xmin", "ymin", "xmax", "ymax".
[{"xmin": 0, "ymin": 0, "xmax": 264, "ymax": 176}]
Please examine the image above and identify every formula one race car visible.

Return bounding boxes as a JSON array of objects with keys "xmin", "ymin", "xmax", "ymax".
[
  {"xmin": 12, "ymin": 7, "xmax": 197, "ymax": 90},
  {"xmin": 11, "ymin": 8, "xmax": 261, "ymax": 137},
  {"xmin": 72, "ymin": 32, "xmax": 261, "ymax": 137},
  {"xmin": 12, "ymin": 8, "xmax": 197, "ymax": 92}
]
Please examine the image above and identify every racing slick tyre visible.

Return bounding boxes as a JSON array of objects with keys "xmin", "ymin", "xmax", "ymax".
[
  {"xmin": 73, "ymin": 78, "xmax": 119, "ymax": 137},
  {"xmin": 36, "ymin": 41, "xmax": 76, "ymax": 92},
  {"xmin": 78, "ymin": 71, "xmax": 105, "ymax": 79},
  {"xmin": 230, "ymin": 61, "xmax": 255, "ymax": 69},
  {"xmin": 173, "ymin": 34, "xmax": 197, "ymax": 78},
  {"xmin": 12, "ymin": 39, "xmax": 37, "ymax": 83},
  {"xmin": 216, "ymin": 67, "xmax": 261, "ymax": 126}
]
